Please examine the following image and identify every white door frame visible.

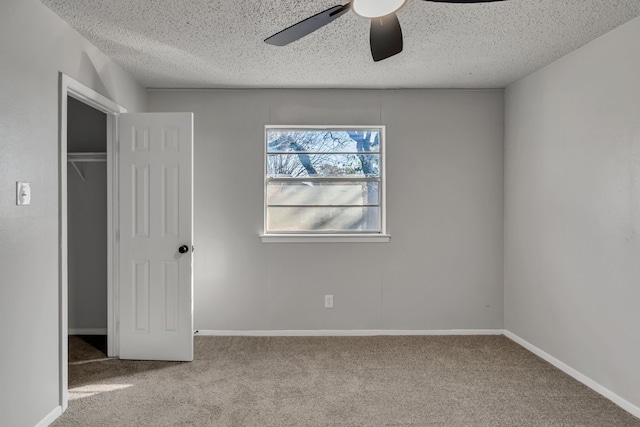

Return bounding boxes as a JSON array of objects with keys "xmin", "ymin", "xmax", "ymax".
[{"xmin": 58, "ymin": 73, "xmax": 126, "ymax": 410}]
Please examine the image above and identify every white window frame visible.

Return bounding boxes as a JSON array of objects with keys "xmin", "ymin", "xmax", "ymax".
[{"xmin": 261, "ymin": 125, "xmax": 390, "ymax": 243}]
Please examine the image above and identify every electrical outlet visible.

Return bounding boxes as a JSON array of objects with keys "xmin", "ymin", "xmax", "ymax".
[{"xmin": 324, "ymin": 294, "xmax": 334, "ymax": 309}]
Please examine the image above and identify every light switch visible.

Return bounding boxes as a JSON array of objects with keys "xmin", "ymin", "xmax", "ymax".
[{"xmin": 16, "ymin": 182, "xmax": 31, "ymax": 206}]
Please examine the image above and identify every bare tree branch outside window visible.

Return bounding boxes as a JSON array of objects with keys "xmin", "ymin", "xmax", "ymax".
[{"xmin": 266, "ymin": 128, "xmax": 383, "ymax": 233}]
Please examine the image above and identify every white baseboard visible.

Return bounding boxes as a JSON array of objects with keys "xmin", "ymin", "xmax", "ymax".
[
  {"xmin": 504, "ymin": 330, "xmax": 640, "ymax": 419},
  {"xmin": 196, "ymin": 329, "xmax": 504, "ymax": 337},
  {"xmin": 35, "ymin": 405, "xmax": 62, "ymax": 427},
  {"xmin": 68, "ymin": 328, "xmax": 107, "ymax": 335}
]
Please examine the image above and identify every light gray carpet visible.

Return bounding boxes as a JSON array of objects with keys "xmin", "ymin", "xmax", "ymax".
[{"xmin": 53, "ymin": 335, "xmax": 640, "ymax": 426}]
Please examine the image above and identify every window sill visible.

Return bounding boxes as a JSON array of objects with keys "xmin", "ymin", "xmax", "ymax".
[{"xmin": 260, "ymin": 234, "xmax": 391, "ymax": 243}]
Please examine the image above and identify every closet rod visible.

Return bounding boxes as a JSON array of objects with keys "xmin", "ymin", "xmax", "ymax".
[
  {"xmin": 67, "ymin": 152, "xmax": 107, "ymax": 162},
  {"xmin": 67, "ymin": 152, "xmax": 107, "ymax": 181}
]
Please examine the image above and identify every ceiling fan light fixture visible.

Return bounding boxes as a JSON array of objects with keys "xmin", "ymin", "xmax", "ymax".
[{"xmin": 352, "ymin": 0, "xmax": 407, "ymax": 18}]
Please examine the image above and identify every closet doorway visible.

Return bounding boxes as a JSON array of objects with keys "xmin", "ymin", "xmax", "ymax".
[
  {"xmin": 67, "ymin": 96, "xmax": 108, "ymax": 356},
  {"xmin": 60, "ymin": 74, "xmax": 126, "ymax": 411},
  {"xmin": 59, "ymin": 74, "xmax": 194, "ymax": 412}
]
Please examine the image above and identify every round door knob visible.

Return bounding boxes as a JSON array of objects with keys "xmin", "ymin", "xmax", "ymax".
[{"xmin": 178, "ymin": 245, "xmax": 189, "ymax": 254}]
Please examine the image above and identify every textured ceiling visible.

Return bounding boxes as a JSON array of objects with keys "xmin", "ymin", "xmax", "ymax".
[{"xmin": 40, "ymin": 0, "xmax": 640, "ymax": 89}]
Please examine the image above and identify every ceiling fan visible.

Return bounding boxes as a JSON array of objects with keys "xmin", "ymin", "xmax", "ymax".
[{"xmin": 265, "ymin": 0, "xmax": 506, "ymax": 62}]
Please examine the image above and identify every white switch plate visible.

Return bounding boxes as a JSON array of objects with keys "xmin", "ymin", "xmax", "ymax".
[
  {"xmin": 324, "ymin": 294, "xmax": 334, "ymax": 309},
  {"xmin": 16, "ymin": 182, "xmax": 31, "ymax": 206}
]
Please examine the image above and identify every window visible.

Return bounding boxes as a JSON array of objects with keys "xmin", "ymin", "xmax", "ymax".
[{"xmin": 262, "ymin": 126, "xmax": 389, "ymax": 242}]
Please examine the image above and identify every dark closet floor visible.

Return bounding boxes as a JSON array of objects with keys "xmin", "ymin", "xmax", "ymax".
[{"xmin": 68, "ymin": 335, "xmax": 107, "ymax": 363}]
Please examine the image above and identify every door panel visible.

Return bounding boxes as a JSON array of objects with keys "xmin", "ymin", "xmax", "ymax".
[{"xmin": 118, "ymin": 112, "xmax": 193, "ymax": 361}]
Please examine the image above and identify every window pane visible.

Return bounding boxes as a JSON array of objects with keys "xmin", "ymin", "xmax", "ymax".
[
  {"xmin": 268, "ymin": 207, "xmax": 380, "ymax": 232},
  {"xmin": 268, "ymin": 181, "xmax": 379, "ymax": 206},
  {"xmin": 267, "ymin": 130, "xmax": 380, "ymax": 153},
  {"xmin": 267, "ymin": 154, "xmax": 379, "ymax": 178}
]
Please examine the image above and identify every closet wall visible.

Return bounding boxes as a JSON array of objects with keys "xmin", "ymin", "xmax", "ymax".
[{"xmin": 67, "ymin": 96, "xmax": 108, "ymax": 332}]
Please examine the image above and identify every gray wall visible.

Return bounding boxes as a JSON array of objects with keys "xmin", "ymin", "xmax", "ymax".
[
  {"xmin": 148, "ymin": 89, "xmax": 504, "ymax": 332},
  {"xmin": 0, "ymin": 0, "xmax": 146, "ymax": 425},
  {"xmin": 67, "ymin": 97, "xmax": 108, "ymax": 331},
  {"xmin": 505, "ymin": 16, "xmax": 640, "ymax": 409}
]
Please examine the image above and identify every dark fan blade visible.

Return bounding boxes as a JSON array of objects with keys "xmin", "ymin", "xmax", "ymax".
[
  {"xmin": 264, "ymin": 4, "xmax": 351, "ymax": 46},
  {"xmin": 369, "ymin": 13, "xmax": 403, "ymax": 62}
]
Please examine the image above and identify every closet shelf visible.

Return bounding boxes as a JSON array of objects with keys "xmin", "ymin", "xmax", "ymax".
[
  {"xmin": 67, "ymin": 152, "xmax": 107, "ymax": 162},
  {"xmin": 68, "ymin": 152, "xmax": 107, "ymax": 182}
]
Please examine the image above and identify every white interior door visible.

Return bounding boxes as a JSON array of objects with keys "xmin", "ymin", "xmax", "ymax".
[{"xmin": 118, "ymin": 112, "xmax": 193, "ymax": 361}]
